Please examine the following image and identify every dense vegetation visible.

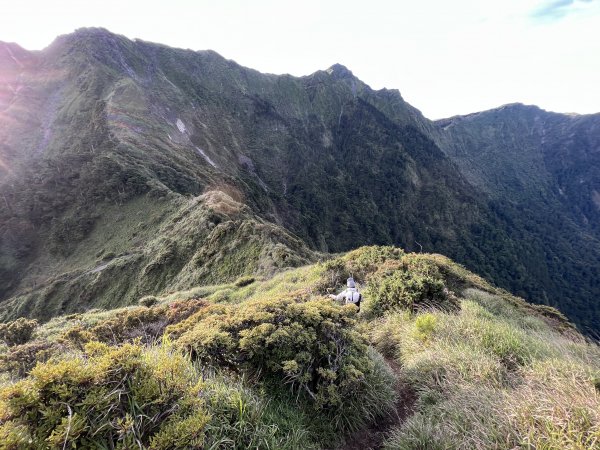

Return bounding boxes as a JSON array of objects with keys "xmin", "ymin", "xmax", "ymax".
[
  {"xmin": 1, "ymin": 28, "xmax": 599, "ymax": 333},
  {"xmin": 0, "ymin": 246, "xmax": 598, "ymax": 449},
  {"xmin": 434, "ymin": 103, "xmax": 600, "ymax": 334}
]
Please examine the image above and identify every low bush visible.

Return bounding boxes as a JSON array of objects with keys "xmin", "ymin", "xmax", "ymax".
[
  {"xmin": 138, "ymin": 295, "xmax": 159, "ymax": 307},
  {"xmin": 88, "ymin": 306, "xmax": 168, "ymax": 344},
  {"xmin": 58, "ymin": 300, "xmax": 208, "ymax": 348},
  {"xmin": 364, "ymin": 255, "xmax": 457, "ymax": 316},
  {"xmin": 0, "ymin": 319, "xmax": 38, "ymax": 347},
  {"xmin": 57, "ymin": 326, "xmax": 94, "ymax": 351},
  {"xmin": 170, "ymin": 295, "xmax": 396, "ymax": 432},
  {"xmin": 234, "ymin": 275, "xmax": 256, "ymax": 287},
  {"xmin": 316, "ymin": 246, "xmax": 404, "ymax": 294},
  {"xmin": 415, "ymin": 313, "xmax": 437, "ymax": 341},
  {"xmin": 0, "ymin": 343, "xmax": 210, "ymax": 449},
  {"xmin": 0, "ymin": 340, "xmax": 64, "ymax": 378},
  {"xmin": 165, "ymin": 298, "xmax": 207, "ymax": 324},
  {"xmin": 342, "ymin": 246, "xmax": 404, "ymax": 281},
  {"xmin": 0, "ymin": 343, "xmax": 307, "ymax": 449}
]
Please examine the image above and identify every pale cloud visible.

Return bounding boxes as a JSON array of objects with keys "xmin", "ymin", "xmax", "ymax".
[{"xmin": 531, "ymin": 0, "xmax": 596, "ymax": 20}]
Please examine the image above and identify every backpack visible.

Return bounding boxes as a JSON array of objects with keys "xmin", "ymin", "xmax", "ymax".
[{"xmin": 345, "ymin": 289, "xmax": 362, "ymax": 304}]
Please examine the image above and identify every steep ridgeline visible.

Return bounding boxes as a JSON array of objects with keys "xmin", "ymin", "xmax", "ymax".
[
  {"xmin": 434, "ymin": 104, "xmax": 600, "ymax": 333},
  {"xmin": 0, "ymin": 29, "xmax": 598, "ymax": 332}
]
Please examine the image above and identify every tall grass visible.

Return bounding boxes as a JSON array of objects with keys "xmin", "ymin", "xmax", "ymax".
[{"xmin": 373, "ymin": 289, "xmax": 600, "ymax": 449}]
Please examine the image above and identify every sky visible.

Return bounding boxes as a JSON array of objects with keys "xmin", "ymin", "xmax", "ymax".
[{"xmin": 1, "ymin": 0, "xmax": 599, "ymax": 119}]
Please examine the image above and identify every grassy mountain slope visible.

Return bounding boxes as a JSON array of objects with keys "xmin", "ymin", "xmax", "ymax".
[
  {"xmin": 0, "ymin": 190, "xmax": 313, "ymax": 322},
  {"xmin": 0, "ymin": 28, "xmax": 599, "ymax": 333},
  {"xmin": 0, "ymin": 246, "xmax": 598, "ymax": 449}
]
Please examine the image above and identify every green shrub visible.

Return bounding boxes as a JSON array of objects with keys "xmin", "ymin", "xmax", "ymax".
[
  {"xmin": 0, "ymin": 319, "xmax": 38, "ymax": 347},
  {"xmin": 332, "ymin": 347, "xmax": 397, "ymax": 433},
  {"xmin": 209, "ymin": 287, "xmax": 234, "ymax": 302},
  {"xmin": 316, "ymin": 246, "xmax": 404, "ymax": 294},
  {"xmin": 57, "ymin": 326, "xmax": 94, "ymax": 351},
  {"xmin": 342, "ymin": 246, "xmax": 405, "ymax": 281},
  {"xmin": 89, "ymin": 306, "xmax": 168, "ymax": 344},
  {"xmin": 364, "ymin": 255, "xmax": 455, "ymax": 316},
  {"xmin": 415, "ymin": 314, "xmax": 437, "ymax": 341},
  {"xmin": 165, "ymin": 298, "xmax": 208, "ymax": 324},
  {"xmin": 170, "ymin": 295, "xmax": 396, "ymax": 432},
  {"xmin": 57, "ymin": 300, "xmax": 208, "ymax": 348},
  {"xmin": 0, "ymin": 343, "xmax": 319, "ymax": 450},
  {"xmin": 0, "ymin": 343, "xmax": 210, "ymax": 449},
  {"xmin": 138, "ymin": 295, "xmax": 159, "ymax": 307},
  {"xmin": 0, "ymin": 340, "xmax": 64, "ymax": 378},
  {"xmin": 234, "ymin": 276, "xmax": 256, "ymax": 287}
]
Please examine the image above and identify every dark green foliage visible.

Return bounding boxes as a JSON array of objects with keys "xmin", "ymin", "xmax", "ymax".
[
  {"xmin": 0, "ymin": 319, "xmax": 38, "ymax": 347},
  {"xmin": 435, "ymin": 104, "xmax": 600, "ymax": 334}
]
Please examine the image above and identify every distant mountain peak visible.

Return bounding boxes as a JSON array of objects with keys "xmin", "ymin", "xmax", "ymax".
[{"xmin": 326, "ymin": 63, "xmax": 355, "ymax": 80}]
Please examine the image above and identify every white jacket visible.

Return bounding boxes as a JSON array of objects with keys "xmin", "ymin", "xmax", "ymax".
[{"xmin": 335, "ymin": 287, "xmax": 361, "ymax": 304}]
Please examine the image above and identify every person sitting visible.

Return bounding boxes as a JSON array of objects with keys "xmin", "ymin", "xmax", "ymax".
[{"xmin": 329, "ymin": 277, "xmax": 362, "ymax": 311}]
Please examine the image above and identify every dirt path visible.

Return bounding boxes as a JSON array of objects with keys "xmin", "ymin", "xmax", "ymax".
[{"xmin": 335, "ymin": 359, "xmax": 417, "ymax": 450}]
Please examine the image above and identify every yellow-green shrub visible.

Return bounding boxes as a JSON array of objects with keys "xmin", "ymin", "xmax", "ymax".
[
  {"xmin": 0, "ymin": 343, "xmax": 210, "ymax": 449},
  {"xmin": 415, "ymin": 313, "xmax": 437, "ymax": 341},
  {"xmin": 170, "ymin": 295, "xmax": 396, "ymax": 432},
  {"xmin": 316, "ymin": 246, "xmax": 404, "ymax": 294},
  {"xmin": 138, "ymin": 295, "xmax": 159, "ymax": 307},
  {"xmin": 59, "ymin": 300, "xmax": 207, "ymax": 348},
  {"xmin": 364, "ymin": 255, "xmax": 456, "ymax": 316},
  {"xmin": 89, "ymin": 306, "xmax": 168, "ymax": 343},
  {"xmin": 0, "ymin": 319, "xmax": 38, "ymax": 347},
  {"xmin": 234, "ymin": 275, "xmax": 256, "ymax": 287},
  {"xmin": 0, "ymin": 342, "xmax": 320, "ymax": 450},
  {"xmin": 0, "ymin": 340, "xmax": 64, "ymax": 378}
]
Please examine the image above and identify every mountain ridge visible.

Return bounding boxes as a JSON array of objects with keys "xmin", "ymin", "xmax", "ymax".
[{"xmin": 0, "ymin": 28, "xmax": 599, "ymax": 333}]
